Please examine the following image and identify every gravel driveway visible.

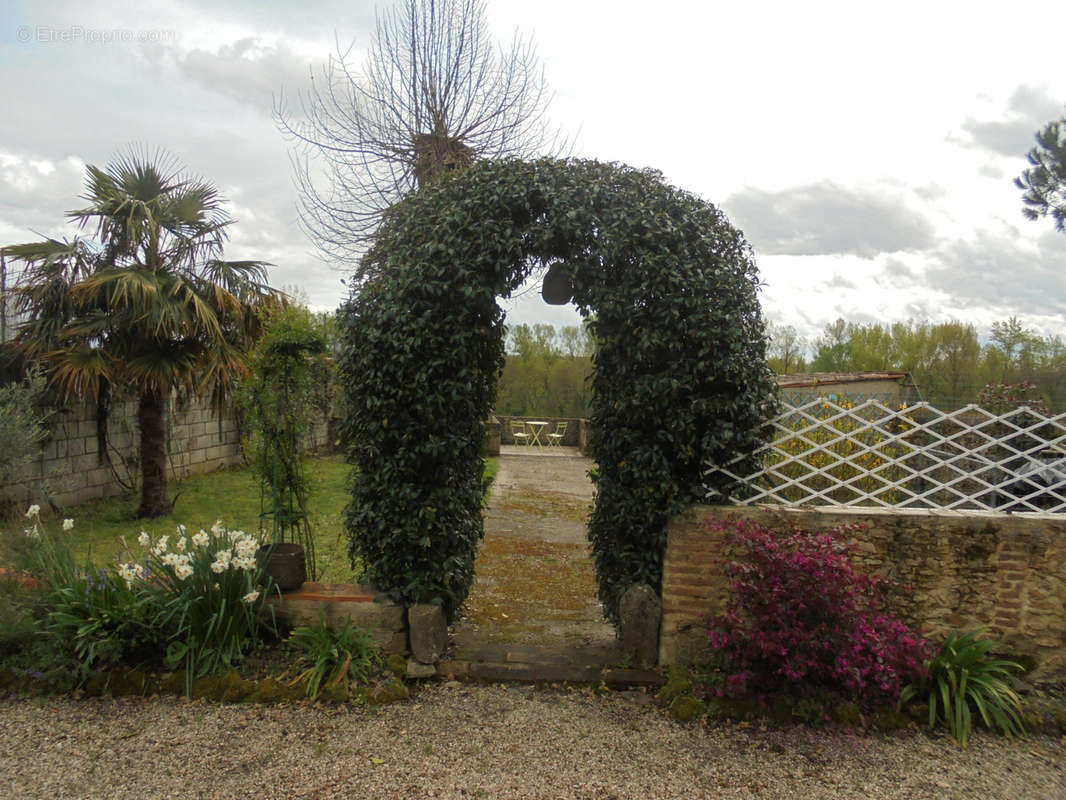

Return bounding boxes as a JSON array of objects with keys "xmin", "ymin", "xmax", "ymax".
[{"xmin": 2, "ymin": 683, "xmax": 1063, "ymax": 799}]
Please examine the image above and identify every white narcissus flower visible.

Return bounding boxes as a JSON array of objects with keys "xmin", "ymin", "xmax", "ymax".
[
  {"xmin": 227, "ymin": 528, "xmax": 244, "ymax": 542},
  {"xmin": 214, "ymin": 549, "xmax": 232, "ymax": 565},
  {"xmin": 25, "ymin": 527, "xmax": 39, "ymax": 539},
  {"xmin": 176, "ymin": 537, "xmax": 187, "ymax": 552},
  {"xmin": 176, "ymin": 523, "xmax": 187, "ymax": 536},
  {"xmin": 62, "ymin": 519, "xmax": 74, "ymax": 531},
  {"xmin": 25, "ymin": 504, "xmax": 40, "ymax": 518},
  {"xmin": 192, "ymin": 530, "xmax": 209, "ymax": 548},
  {"xmin": 210, "ymin": 560, "xmax": 227, "ymax": 574},
  {"xmin": 174, "ymin": 564, "xmax": 194, "ymax": 581},
  {"xmin": 161, "ymin": 552, "xmax": 179, "ymax": 567},
  {"xmin": 211, "ymin": 519, "xmax": 224, "ymax": 536},
  {"xmin": 152, "ymin": 535, "xmax": 169, "ymax": 556},
  {"xmin": 234, "ymin": 557, "xmax": 257, "ymax": 572},
  {"xmin": 242, "ymin": 591, "xmax": 260, "ymax": 604},
  {"xmin": 235, "ymin": 537, "xmax": 258, "ymax": 559},
  {"xmin": 118, "ymin": 563, "xmax": 139, "ymax": 587},
  {"xmin": 137, "ymin": 531, "xmax": 151, "ymax": 547}
]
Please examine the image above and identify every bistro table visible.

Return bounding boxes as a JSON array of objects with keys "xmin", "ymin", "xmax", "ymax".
[{"xmin": 525, "ymin": 421, "xmax": 549, "ymax": 448}]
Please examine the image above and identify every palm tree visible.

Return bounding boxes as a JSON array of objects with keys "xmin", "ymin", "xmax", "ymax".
[{"xmin": 2, "ymin": 149, "xmax": 282, "ymax": 517}]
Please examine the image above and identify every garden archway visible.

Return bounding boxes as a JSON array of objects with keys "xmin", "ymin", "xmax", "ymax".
[{"xmin": 337, "ymin": 158, "xmax": 777, "ymax": 623}]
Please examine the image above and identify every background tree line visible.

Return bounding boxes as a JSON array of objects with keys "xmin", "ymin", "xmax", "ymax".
[
  {"xmin": 494, "ymin": 323, "xmax": 592, "ymax": 418},
  {"xmin": 768, "ymin": 317, "xmax": 1066, "ymax": 410}
]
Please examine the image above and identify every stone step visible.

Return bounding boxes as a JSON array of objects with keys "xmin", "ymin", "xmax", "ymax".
[
  {"xmin": 266, "ymin": 582, "xmax": 407, "ymax": 653},
  {"xmin": 435, "ymin": 660, "xmax": 664, "ymax": 687}
]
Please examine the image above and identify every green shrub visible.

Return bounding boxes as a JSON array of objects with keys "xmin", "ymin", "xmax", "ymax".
[
  {"xmin": 899, "ymin": 629, "xmax": 1026, "ymax": 747},
  {"xmin": 338, "ymin": 158, "xmax": 776, "ymax": 621},
  {"xmin": 238, "ymin": 305, "xmax": 328, "ymax": 578}
]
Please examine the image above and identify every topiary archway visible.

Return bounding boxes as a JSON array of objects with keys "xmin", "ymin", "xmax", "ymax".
[{"xmin": 337, "ymin": 158, "xmax": 777, "ymax": 623}]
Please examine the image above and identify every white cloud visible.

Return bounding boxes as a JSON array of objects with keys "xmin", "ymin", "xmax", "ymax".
[{"xmin": 724, "ymin": 182, "xmax": 937, "ymax": 258}]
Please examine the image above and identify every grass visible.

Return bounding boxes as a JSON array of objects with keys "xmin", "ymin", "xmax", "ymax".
[
  {"xmin": 8, "ymin": 454, "xmax": 500, "ymax": 584},
  {"xmin": 48, "ymin": 454, "xmax": 356, "ymax": 581}
]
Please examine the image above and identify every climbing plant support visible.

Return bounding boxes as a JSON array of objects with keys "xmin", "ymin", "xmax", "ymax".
[{"xmin": 337, "ymin": 158, "xmax": 777, "ymax": 622}]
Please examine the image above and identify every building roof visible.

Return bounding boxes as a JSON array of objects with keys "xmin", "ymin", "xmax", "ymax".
[{"xmin": 775, "ymin": 371, "xmax": 910, "ymax": 389}]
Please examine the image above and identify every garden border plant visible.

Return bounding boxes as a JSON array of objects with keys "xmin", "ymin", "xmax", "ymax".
[
  {"xmin": 337, "ymin": 157, "xmax": 777, "ymax": 622},
  {"xmin": 237, "ymin": 304, "xmax": 329, "ymax": 580},
  {"xmin": 704, "ymin": 514, "xmax": 930, "ymax": 711}
]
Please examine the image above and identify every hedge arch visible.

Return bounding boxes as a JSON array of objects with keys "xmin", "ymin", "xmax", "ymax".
[{"xmin": 337, "ymin": 158, "xmax": 777, "ymax": 623}]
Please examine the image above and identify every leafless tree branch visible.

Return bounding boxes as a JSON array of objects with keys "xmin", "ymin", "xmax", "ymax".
[{"xmin": 275, "ymin": 0, "xmax": 568, "ymax": 267}]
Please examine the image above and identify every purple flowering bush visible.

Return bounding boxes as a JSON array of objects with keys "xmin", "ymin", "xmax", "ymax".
[{"xmin": 705, "ymin": 515, "xmax": 930, "ymax": 706}]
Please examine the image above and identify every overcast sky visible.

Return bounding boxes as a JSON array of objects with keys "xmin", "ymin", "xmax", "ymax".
[{"xmin": 3, "ymin": 0, "xmax": 1066, "ymax": 350}]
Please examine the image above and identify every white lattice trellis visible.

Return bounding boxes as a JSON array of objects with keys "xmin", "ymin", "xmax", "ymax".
[{"xmin": 704, "ymin": 399, "xmax": 1066, "ymax": 513}]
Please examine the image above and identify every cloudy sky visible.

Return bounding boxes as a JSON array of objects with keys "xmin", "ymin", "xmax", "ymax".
[{"xmin": 3, "ymin": 0, "xmax": 1066, "ymax": 351}]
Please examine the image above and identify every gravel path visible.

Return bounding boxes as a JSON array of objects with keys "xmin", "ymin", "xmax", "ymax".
[
  {"xmin": 2, "ymin": 684, "xmax": 1063, "ymax": 799},
  {"xmin": 452, "ymin": 450, "xmax": 616, "ymax": 650}
]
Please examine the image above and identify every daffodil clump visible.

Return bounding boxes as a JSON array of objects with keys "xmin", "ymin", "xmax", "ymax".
[
  {"xmin": 16, "ymin": 507, "xmax": 277, "ymax": 696},
  {"xmin": 120, "ymin": 521, "xmax": 263, "ymax": 599},
  {"xmin": 118, "ymin": 520, "xmax": 275, "ymax": 694}
]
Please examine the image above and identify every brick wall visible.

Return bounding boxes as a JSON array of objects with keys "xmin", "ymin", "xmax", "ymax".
[
  {"xmin": 3, "ymin": 393, "xmax": 331, "ymax": 509},
  {"xmin": 661, "ymin": 504, "xmax": 1066, "ymax": 680}
]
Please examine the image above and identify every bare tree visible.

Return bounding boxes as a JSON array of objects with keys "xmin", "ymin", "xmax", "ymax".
[{"xmin": 276, "ymin": 0, "xmax": 566, "ymax": 265}]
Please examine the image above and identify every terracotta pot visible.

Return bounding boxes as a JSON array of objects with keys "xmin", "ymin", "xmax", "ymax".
[{"xmin": 255, "ymin": 543, "xmax": 306, "ymax": 592}]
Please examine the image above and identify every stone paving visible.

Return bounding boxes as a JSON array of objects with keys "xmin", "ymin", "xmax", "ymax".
[{"xmin": 442, "ymin": 447, "xmax": 624, "ymax": 681}]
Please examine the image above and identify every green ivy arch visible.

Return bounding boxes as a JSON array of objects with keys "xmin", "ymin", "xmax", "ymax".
[{"xmin": 337, "ymin": 158, "xmax": 777, "ymax": 623}]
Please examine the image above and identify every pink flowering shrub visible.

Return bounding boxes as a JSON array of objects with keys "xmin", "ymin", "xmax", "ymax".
[{"xmin": 705, "ymin": 515, "xmax": 930, "ymax": 705}]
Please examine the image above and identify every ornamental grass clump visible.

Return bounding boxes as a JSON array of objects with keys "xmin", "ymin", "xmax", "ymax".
[
  {"xmin": 287, "ymin": 611, "xmax": 381, "ymax": 699},
  {"xmin": 900, "ymin": 629, "xmax": 1025, "ymax": 747},
  {"xmin": 705, "ymin": 515, "xmax": 930, "ymax": 707}
]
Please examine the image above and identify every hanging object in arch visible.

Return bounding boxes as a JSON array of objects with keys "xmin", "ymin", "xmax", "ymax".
[{"xmin": 541, "ymin": 262, "xmax": 573, "ymax": 305}]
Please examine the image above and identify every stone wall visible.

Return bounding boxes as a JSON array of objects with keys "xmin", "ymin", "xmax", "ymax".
[
  {"xmin": 2, "ymin": 393, "xmax": 330, "ymax": 509},
  {"xmin": 661, "ymin": 504, "xmax": 1066, "ymax": 680}
]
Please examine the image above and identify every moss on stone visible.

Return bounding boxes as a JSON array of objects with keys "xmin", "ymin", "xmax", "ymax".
[
  {"xmin": 670, "ymin": 694, "xmax": 706, "ymax": 721},
  {"xmin": 386, "ymin": 653, "xmax": 408, "ymax": 678},
  {"xmin": 319, "ymin": 679, "xmax": 349, "ymax": 703},
  {"xmin": 659, "ymin": 666, "xmax": 693, "ymax": 705},
  {"xmin": 83, "ymin": 672, "xmax": 108, "ymax": 696},
  {"xmin": 871, "ymin": 708, "xmax": 911, "ymax": 731},
  {"xmin": 832, "ymin": 702, "xmax": 862, "ymax": 726},
  {"xmin": 358, "ymin": 677, "xmax": 410, "ymax": 705},
  {"xmin": 215, "ymin": 670, "xmax": 255, "ymax": 703},
  {"xmin": 247, "ymin": 676, "xmax": 296, "ymax": 704},
  {"xmin": 112, "ymin": 668, "xmax": 148, "ymax": 696},
  {"xmin": 769, "ymin": 695, "xmax": 794, "ymax": 723},
  {"xmin": 159, "ymin": 671, "xmax": 186, "ymax": 696}
]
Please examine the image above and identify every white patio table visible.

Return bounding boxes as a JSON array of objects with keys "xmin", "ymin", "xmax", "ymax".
[{"xmin": 525, "ymin": 420, "xmax": 549, "ymax": 448}]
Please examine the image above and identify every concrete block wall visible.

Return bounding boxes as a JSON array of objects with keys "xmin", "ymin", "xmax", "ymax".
[
  {"xmin": 661, "ymin": 504, "xmax": 1066, "ymax": 680},
  {"xmin": 2, "ymin": 392, "xmax": 331, "ymax": 510}
]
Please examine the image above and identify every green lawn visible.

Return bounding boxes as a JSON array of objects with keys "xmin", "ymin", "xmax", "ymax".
[{"xmin": 23, "ymin": 454, "xmax": 500, "ymax": 583}]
